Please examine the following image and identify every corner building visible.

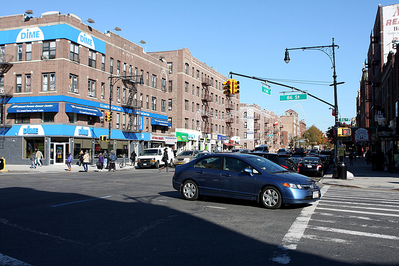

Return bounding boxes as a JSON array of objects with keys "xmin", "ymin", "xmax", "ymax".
[{"xmin": 0, "ymin": 12, "xmax": 173, "ymax": 164}]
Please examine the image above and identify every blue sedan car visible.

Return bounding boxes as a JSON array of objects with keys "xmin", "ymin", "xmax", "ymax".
[{"xmin": 172, "ymin": 153, "xmax": 320, "ymax": 209}]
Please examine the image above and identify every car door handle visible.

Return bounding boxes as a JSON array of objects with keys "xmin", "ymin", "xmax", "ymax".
[
  {"xmin": 221, "ymin": 173, "xmax": 231, "ymax": 177},
  {"xmin": 196, "ymin": 170, "xmax": 204, "ymax": 174}
]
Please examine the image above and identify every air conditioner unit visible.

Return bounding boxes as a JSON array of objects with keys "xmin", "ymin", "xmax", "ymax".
[
  {"xmin": 168, "ymin": 106, "xmax": 172, "ymax": 110},
  {"xmin": 197, "ymin": 127, "xmax": 201, "ymax": 131},
  {"xmin": 41, "ymin": 55, "xmax": 49, "ymax": 60}
]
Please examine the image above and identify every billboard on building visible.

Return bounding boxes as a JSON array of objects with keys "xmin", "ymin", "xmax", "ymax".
[{"xmin": 383, "ymin": 4, "xmax": 399, "ymax": 63}]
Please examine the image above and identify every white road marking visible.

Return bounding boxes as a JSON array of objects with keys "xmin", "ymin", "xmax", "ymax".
[
  {"xmin": 205, "ymin": 206, "xmax": 226, "ymax": 210},
  {"xmin": 319, "ymin": 199, "xmax": 399, "ymax": 209},
  {"xmin": 316, "ymin": 207, "xmax": 399, "ymax": 218},
  {"xmin": 270, "ymin": 185, "xmax": 330, "ymax": 264},
  {"xmin": 302, "ymin": 234, "xmax": 352, "ymax": 244},
  {"xmin": 307, "ymin": 225, "xmax": 399, "ymax": 240},
  {"xmin": 50, "ymin": 195, "xmax": 112, "ymax": 207},
  {"xmin": 0, "ymin": 253, "xmax": 32, "ymax": 266}
]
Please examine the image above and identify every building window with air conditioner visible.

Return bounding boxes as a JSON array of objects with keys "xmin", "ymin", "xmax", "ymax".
[{"xmin": 88, "ymin": 79, "xmax": 96, "ymax": 97}]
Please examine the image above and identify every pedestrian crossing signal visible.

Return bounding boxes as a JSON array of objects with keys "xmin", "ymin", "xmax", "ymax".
[
  {"xmin": 100, "ymin": 135, "xmax": 108, "ymax": 141},
  {"xmin": 338, "ymin": 127, "xmax": 351, "ymax": 137}
]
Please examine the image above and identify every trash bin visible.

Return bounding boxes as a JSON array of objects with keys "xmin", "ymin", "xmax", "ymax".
[{"xmin": 337, "ymin": 162, "xmax": 347, "ymax": 179}]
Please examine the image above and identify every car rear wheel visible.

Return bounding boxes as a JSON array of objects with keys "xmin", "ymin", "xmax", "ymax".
[
  {"xmin": 182, "ymin": 180, "xmax": 198, "ymax": 201},
  {"xmin": 155, "ymin": 161, "xmax": 159, "ymax": 169},
  {"xmin": 260, "ymin": 186, "xmax": 282, "ymax": 209}
]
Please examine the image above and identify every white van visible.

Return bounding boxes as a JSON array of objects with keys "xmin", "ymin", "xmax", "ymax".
[{"xmin": 137, "ymin": 148, "xmax": 175, "ymax": 169}]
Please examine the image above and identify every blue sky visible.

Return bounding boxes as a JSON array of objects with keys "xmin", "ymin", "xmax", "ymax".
[{"xmin": 2, "ymin": 0, "xmax": 398, "ymax": 133}]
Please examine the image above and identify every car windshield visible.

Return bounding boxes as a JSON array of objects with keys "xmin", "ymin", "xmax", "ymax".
[
  {"xmin": 141, "ymin": 149, "xmax": 160, "ymax": 156},
  {"xmin": 303, "ymin": 158, "xmax": 320, "ymax": 163},
  {"xmin": 245, "ymin": 156, "xmax": 287, "ymax": 173},
  {"xmin": 178, "ymin": 151, "xmax": 194, "ymax": 156}
]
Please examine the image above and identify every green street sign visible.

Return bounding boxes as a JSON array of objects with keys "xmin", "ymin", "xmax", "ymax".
[
  {"xmin": 267, "ymin": 134, "xmax": 274, "ymax": 137},
  {"xmin": 339, "ymin": 118, "xmax": 350, "ymax": 122},
  {"xmin": 262, "ymin": 86, "xmax": 271, "ymax": 96},
  {"xmin": 280, "ymin": 93, "xmax": 308, "ymax": 101}
]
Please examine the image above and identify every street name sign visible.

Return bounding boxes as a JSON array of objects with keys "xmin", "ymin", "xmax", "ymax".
[
  {"xmin": 280, "ymin": 93, "xmax": 307, "ymax": 101},
  {"xmin": 339, "ymin": 118, "xmax": 350, "ymax": 122},
  {"xmin": 262, "ymin": 86, "xmax": 271, "ymax": 95}
]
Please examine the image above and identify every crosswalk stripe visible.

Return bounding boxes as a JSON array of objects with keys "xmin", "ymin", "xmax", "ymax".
[
  {"xmin": 307, "ymin": 225, "xmax": 399, "ymax": 240},
  {"xmin": 316, "ymin": 207, "xmax": 399, "ymax": 217},
  {"xmin": 318, "ymin": 201, "xmax": 399, "ymax": 212}
]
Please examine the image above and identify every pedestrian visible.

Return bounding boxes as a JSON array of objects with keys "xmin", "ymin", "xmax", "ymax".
[
  {"xmin": 78, "ymin": 150, "xmax": 84, "ymax": 166},
  {"xmin": 371, "ymin": 151, "xmax": 377, "ymax": 171},
  {"xmin": 83, "ymin": 150, "xmax": 90, "ymax": 172},
  {"xmin": 387, "ymin": 148, "xmax": 393, "ymax": 170},
  {"xmin": 377, "ymin": 149, "xmax": 385, "ymax": 171},
  {"xmin": 103, "ymin": 151, "xmax": 108, "ymax": 169},
  {"xmin": 366, "ymin": 150, "xmax": 371, "ymax": 165},
  {"xmin": 30, "ymin": 152, "xmax": 36, "ymax": 169},
  {"xmin": 35, "ymin": 149, "xmax": 43, "ymax": 166},
  {"xmin": 349, "ymin": 152, "xmax": 354, "ymax": 166},
  {"xmin": 66, "ymin": 153, "xmax": 72, "ymax": 171},
  {"xmin": 109, "ymin": 150, "xmax": 117, "ymax": 172},
  {"xmin": 98, "ymin": 153, "xmax": 104, "ymax": 171},
  {"xmin": 130, "ymin": 150, "xmax": 137, "ymax": 166},
  {"xmin": 159, "ymin": 147, "xmax": 169, "ymax": 173}
]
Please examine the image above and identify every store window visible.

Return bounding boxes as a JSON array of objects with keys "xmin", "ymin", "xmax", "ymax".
[
  {"xmin": 24, "ymin": 137, "xmax": 44, "ymax": 159},
  {"xmin": 42, "ymin": 112, "xmax": 55, "ymax": 123},
  {"xmin": 15, "ymin": 113, "xmax": 29, "ymax": 124},
  {"xmin": 73, "ymin": 138, "xmax": 93, "ymax": 160}
]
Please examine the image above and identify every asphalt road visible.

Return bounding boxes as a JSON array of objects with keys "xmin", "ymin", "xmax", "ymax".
[{"xmin": 0, "ymin": 169, "xmax": 398, "ymax": 266}]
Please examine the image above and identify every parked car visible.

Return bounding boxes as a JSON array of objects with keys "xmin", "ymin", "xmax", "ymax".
[
  {"xmin": 320, "ymin": 150, "xmax": 333, "ymax": 162},
  {"xmin": 137, "ymin": 148, "xmax": 175, "ymax": 169},
  {"xmin": 194, "ymin": 151, "xmax": 212, "ymax": 159},
  {"xmin": 252, "ymin": 145, "xmax": 269, "ymax": 153},
  {"xmin": 309, "ymin": 149, "xmax": 319, "ymax": 156},
  {"xmin": 291, "ymin": 153, "xmax": 305, "ymax": 164},
  {"xmin": 318, "ymin": 154, "xmax": 329, "ymax": 171},
  {"xmin": 297, "ymin": 156, "xmax": 324, "ymax": 177},
  {"xmin": 173, "ymin": 150, "xmax": 201, "ymax": 166},
  {"xmin": 173, "ymin": 153, "xmax": 321, "ymax": 209},
  {"xmin": 283, "ymin": 157, "xmax": 299, "ymax": 173},
  {"xmin": 277, "ymin": 148, "xmax": 288, "ymax": 156},
  {"xmin": 231, "ymin": 149, "xmax": 243, "ymax": 153}
]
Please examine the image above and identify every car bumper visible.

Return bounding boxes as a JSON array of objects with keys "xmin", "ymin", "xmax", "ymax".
[
  {"xmin": 298, "ymin": 169, "xmax": 322, "ymax": 176},
  {"xmin": 137, "ymin": 162, "xmax": 156, "ymax": 168},
  {"xmin": 282, "ymin": 187, "xmax": 321, "ymax": 204}
]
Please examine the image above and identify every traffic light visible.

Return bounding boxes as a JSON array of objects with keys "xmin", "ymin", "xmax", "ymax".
[
  {"xmin": 232, "ymin": 79, "xmax": 240, "ymax": 94},
  {"xmin": 109, "ymin": 112, "xmax": 112, "ymax": 121},
  {"xmin": 104, "ymin": 112, "xmax": 110, "ymax": 122},
  {"xmin": 223, "ymin": 80, "xmax": 231, "ymax": 95},
  {"xmin": 100, "ymin": 135, "xmax": 108, "ymax": 141},
  {"xmin": 338, "ymin": 127, "xmax": 351, "ymax": 137}
]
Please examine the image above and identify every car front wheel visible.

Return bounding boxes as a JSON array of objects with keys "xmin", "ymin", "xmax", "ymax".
[
  {"xmin": 182, "ymin": 180, "xmax": 199, "ymax": 200},
  {"xmin": 260, "ymin": 186, "xmax": 282, "ymax": 209}
]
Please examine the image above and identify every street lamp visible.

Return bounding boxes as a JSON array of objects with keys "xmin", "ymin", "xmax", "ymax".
[{"xmin": 284, "ymin": 38, "xmax": 343, "ymax": 178}]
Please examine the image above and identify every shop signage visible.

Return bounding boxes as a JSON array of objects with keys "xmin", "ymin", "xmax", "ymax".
[
  {"xmin": 217, "ymin": 135, "xmax": 227, "ymax": 140},
  {"xmin": 151, "ymin": 136, "xmax": 165, "ymax": 141},
  {"xmin": 165, "ymin": 136, "xmax": 177, "ymax": 144},
  {"xmin": 18, "ymin": 125, "xmax": 45, "ymax": 136},
  {"xmin": 176, "ymin": 132, "xmax": 189, "ymax": 142},
  {"xmin": 16, "ymin": 27, "xmax": 44, "ymax": 43},
  {"xmin": 74, "ymin": 126, "xmax": 92, "ymax": 137},
  {"xmin": 77, "ymin": 32, "xmax": 95, "ymax": 50},
  {"xmin": 353, "ymin": 128, "xmax": 370, "ymax": 141}
]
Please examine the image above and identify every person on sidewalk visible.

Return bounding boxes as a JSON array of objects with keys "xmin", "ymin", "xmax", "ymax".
[
  {"xmin": 130, "ymin": 150, "xmax": 137, "ymax": 166},
  {"xmin": 30, "ymin": 153, "xmax": 36, "ymax": 169},
  {"xmin": 98, "ymin": 153, "xmax": 104, "ymax": 171},
  {"xmin": 83, "ymin": 150, "xmax": 90, "ymax": 172},
  {"xmin": 159, "ymin": 147, "xmax": 169, "ymax": 173},
  {"xmin": 349, "ymin": 152, "xmax": 354, "ymax": 166},
  {"xmin": 35, "ymin": 149, "xmax": 43, "ymax": 167},
  {"xmin": 109, "ymin": 150, "xmax": 117, "ymax": 172},
  {"xmin": 78, "ymin": 150, "xmax": 84, "ymax": 166},
  {"xmin": 66, "ymin": 153, "xmax": 72, "ymax": 171}
]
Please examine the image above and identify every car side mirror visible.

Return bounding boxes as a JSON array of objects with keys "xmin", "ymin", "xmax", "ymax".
[{"xmin": 244, "ymin": 168, "xmax": 253, "ymax": 176}]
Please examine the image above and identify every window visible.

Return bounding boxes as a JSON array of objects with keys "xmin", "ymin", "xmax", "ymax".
[
  {"xmin": 161, "ymin": 78, "xmax": 166, "ymax": 92},
  {"xmin": 117, "ymin": 60, "xmax": 120, "ymax": 75},
  {"xmin": 25, "ymin": 74, "xmax": 31, "ymax": 92},
  {"xmin": 194, "ymin": 156, "xmax": 221, "ymax": 169},
  {"xmin": 192, "ymin": 102, "xmax": 194, "ymax": 112},
  {"xmin": 134, "ymin": 67, "xmax": 138, "ymax": 81},
  {"xmin": 110, "ymin": 58, "xmax": 114, "ymax": 74},
  {"xmin": 196, "ymin": 103, "xmax": 199, "ymax": 112},
  {"xmin": 146, "ymin": 95, "xmax": 149, "ymax": 109},
  {"xmin": 152, "ymin": 74, "xmax": 157, "ymax": 88},
  {"xmin": 69, "ymin": 74, "xmax": 79, "ymax": 93},
  {"xmin": 168, "ymin": 80, "xmax": 173, "ymax": 92},
  {"xmin": 42, "ymin": 73, "xmax": 55, "ymax": 91},
  {"xmin": 168, "ymin": 99, "xmax": 172, "ymax": 110},
  {"xmin": 185, "ymin": 82, "xmax": 188, "ymax": 92},
  {"xmin": 16, "ymin": 75, "xmax": 22, "ymax": 92},
  {"xmin": 146, "ymin": 72, "xmax": 149, "ymax": 86},
  {"xmin": 17, "ymin": 44, "xmax": 23, "ymax": 61},
  {"xmin": 0, "ymin": 46, "xmax": 5, "ymax": 62},
  {"xmin": 223, "ymin": 157, "xmax": 250, "ymax": 172},
  {"xmin": 70, "ymin": 43, "xmax": 79, "ymax": 62},
  {"xmin": 42, "ymin": 112, "xmax": 55, "ymax": 123},
  {"xmin": 42, "ymin": 41, "xmax": 56, "ymax": 59},
  {"xmin": 197, "ymin": 70, "xmax": 200, "ymax": 79},
  {"xmin": 192, "ymin": 67, "xmax": 194, "ymax": 77},
  {"xmin": 244, "ymin": 132, "xmax": 247, "ymax": 139},
  {"xmin": 192, "ymin": 119, "xmax": 195, "ymax": 130},
  {"xmin": 185, "ymin": 100, "xmax": 189, "ymax": 111},
  {"xmin": 146, "ymin": 118, "xmax": 149, "ymax": 132},
  {"xmin": 25, "ymin": 43, "xmax": 32, "ymax": 61},
  {"xmin": 15, "ymin": 113, "xmax": 30, "ymax": 124},
  {"xmin": 244, "ymin": 112, "xmax": 247, "ymax": 118},
  {"xmin": 117, "ymin": 86, "xmax": 120, "ymax": 102},
  {"xmin": 185, "ymin": 118, "xmax": 189, "ymax": 129},
  {"xmin": 168, "ymin": 117, "xmax": 172, "ymax": 128},
  {"xmin": 167, "ymin": 62, "xmax": 173, "ymax": 74},
  {"xmin": 0, "ymin": 76, "xmax": 4, "ymax": 93},
  {"xmin": 152, "ymin": 97, "xmax": 157, "ymax": 111},
  {"xmin": 244, "ymin": 122, "xmax": 247, "ymax": 128},
  {"xmin": 140, "ymin": 93, "xmax": 143, "ymax": 107},
  {"xmin": 185, "ymin": 63, "xmax": 189, "ymax": 74},
  {"xmin": 123, "ymin": 63, "xmax": 126, "ymax": 77},
  {"xmin": 197, "ymin": 87, "xmax": 200, "ymax": 97},
  {"xmin": 123, "ymin": 113, "xmax": 126, "ymax": 129},
  {"xmin": 88, "ymin": 50, "xmax": 96, "ymax": 68},
  {"xmin": 161, "ymin": 99, "xmax": 166, "ymax": 112},
  {"xmin": 116, "ymin": 113, "xmax": 120, "ymax": 129},
  {"xmin": 88, "ymin": 79, "xmax": 96, "ymax": 97},
  {"xmin": 101, "ymin": 55, "xmax": 105, "ymax": 70},
  {"xmin": 101, "ymin": 83, "xmax": 105, "ymax": 99}
]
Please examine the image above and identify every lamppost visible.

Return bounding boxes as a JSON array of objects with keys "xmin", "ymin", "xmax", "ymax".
[{"xmin": 284, "ymin": 38, "xmax": 343, "ymax": 178}]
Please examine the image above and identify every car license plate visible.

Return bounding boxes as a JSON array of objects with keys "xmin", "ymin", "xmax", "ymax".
[
  {"xmin": 143, "ymin": 163, "xmax": 147, "ymax": 166},
  {"xmin": 313, "ymin": 191, "xmax": 319, "ymax": 198},
  {"xmin": 306, "ymin": 164, "xmax": 312, "ymax": 168}
]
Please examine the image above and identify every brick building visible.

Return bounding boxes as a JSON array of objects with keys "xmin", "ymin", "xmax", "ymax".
[{"xmin": 0, "ymin": 11, "xmax": 173, "ymax": 164}]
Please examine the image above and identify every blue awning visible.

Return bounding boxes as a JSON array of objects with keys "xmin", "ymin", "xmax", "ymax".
[
  {"xmin": 7, "ymin": 103, "xmax": 59, "ymax": 113},
  {"xmin": 151, "ymin": 118, "xmax": 171, "ymax": 127},
  {"xmin": 65, "ymin": 103, "xmax": 102, "ymax": 117}
]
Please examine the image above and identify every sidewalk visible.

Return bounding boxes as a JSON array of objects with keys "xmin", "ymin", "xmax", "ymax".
[
  {"xmin": 320, "ymin": 156, "xmax": 399, "ymax": 191},
  {"xmin": 0, "ymin": 162, "xmax": 137, "ymax": 173}
]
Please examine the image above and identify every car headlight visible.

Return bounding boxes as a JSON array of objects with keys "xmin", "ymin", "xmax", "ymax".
[{"xmin": 282, "ymin": 183, "xmax": 303, "ymax": 189}]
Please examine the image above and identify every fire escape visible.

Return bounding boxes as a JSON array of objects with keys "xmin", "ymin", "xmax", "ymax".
[
  {"xmin": 225, "ymin": 95, "xmax": 234, "ymax": 137},
  {"xmin": 120, "ymin": 75, "xmax": 142, "ymax": 133},
  {"xmin": 0, "ymin": 53, "xmax": 13, "ymax": 149},
  {"xmin": 201, "ymin": 78, "xmax": 212, "ymax": 134}
]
